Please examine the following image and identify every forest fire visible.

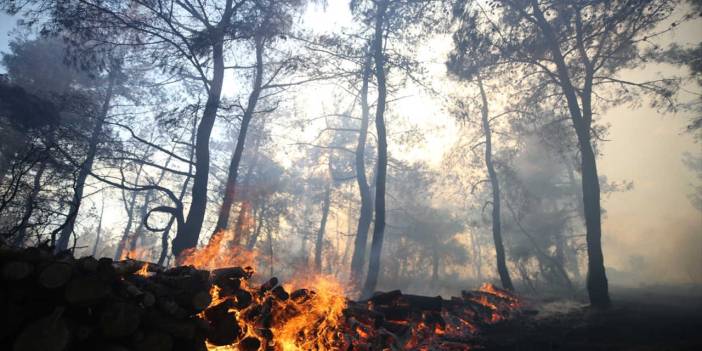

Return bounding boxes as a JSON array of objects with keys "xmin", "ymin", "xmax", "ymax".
[
  {"xmin": 171, "ymin": 231, "xmax": 522, "ymax": 351},
  {"xmin": 0, "ymin": 242, "xmax": 519, "ymax": 351}
]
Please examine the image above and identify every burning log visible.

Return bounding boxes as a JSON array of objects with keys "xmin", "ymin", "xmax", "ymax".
[{"xmin": 0, "ymin": 245, "xmax": 520, "ymax": 351}]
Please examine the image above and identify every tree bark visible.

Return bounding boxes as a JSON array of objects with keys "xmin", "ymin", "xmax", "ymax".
[
  {"xmin": 214, "ymin": 36, "xmax": 265, "ymax": 237},
  {"xmin": 55, "ymin": 67, "xmax": 116, "ymax": 252},
  {"xmin": 531, "ymin": 1, "xmax": 610, "ymax": 307},
  {"xmin": 362, "ymin": 0, "xmax": 388, "ymax": 298},
  {"xmin": 350, "ymin": 47, "xmax": 374, "ymax": 284},
  {"xmin": 171, "ymin": 35, "xmax": 227, "ymax": 258},
  {"xmin": 477, "ymin": 78, "xmax": 514, "ymax": 291}
]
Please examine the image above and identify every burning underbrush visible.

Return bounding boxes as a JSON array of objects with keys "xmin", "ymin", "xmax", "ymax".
[{"xmin": 0, "ymin": 236, "xmax": 520, "ymax": 351}]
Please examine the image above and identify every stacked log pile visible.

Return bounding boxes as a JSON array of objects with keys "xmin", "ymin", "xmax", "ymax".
[
  {"xmin": 0, "ymin": 246, "xmax": 210, "ymax": 351},
  {"xmin": 0, "ymin": 245, "xmax": 519, "ymax": 351},
  {"xmin": 347, "ymin": 284, "xmax": 520, "ymax": 350}
]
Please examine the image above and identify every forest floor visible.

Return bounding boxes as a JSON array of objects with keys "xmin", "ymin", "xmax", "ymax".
[{"xmin": 480, "ymin": 285, "xmax": 702, "ymax": 351}]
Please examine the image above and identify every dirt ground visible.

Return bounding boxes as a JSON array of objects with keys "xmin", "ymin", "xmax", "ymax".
[{"xmin": 480, "ymin": 286, "xmax": 702, "ymax": 351}]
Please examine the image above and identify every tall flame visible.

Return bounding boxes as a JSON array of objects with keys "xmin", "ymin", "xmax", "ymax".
[{"xmin": 179, "ymin": 230, "xmax": 257, "ymax": 270}]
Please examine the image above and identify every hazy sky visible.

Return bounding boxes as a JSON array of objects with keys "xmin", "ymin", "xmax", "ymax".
[{"xmin": 0, "ymin": 3, "xmax": 700, "ymax": 284}]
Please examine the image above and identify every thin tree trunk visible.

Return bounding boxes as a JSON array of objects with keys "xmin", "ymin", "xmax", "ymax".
[
  {"xmin": 215, "ymin": 36, "xmax": 265, "ymax": 237},
  {"xmin": 362, "ymin": 0, "xmax": 388, "ymax": 298},
  {"xmin": 172, "ymin": 35, "xmax": 227, "ymax": 258},
  {"xmin": 477, "ymin": 78, "xmax": 514, "ymax": 290},
  {"xmin": 314, "ymin": 183, "xmax": 332, "ymax": 273},
  {"xmin": 55, "ymin": 68, "xmax": 116, "ymax": 252},
  {"xmin": 350, "ymin": 47, "xmax": 374, "ymax": 284},
  {"xmin": 531, "ymin": 1, "xmax": 609, "ymax": 307},
  {"xmin": 92, "ymin": 198, "xmax": 105, "ymax": 257}
]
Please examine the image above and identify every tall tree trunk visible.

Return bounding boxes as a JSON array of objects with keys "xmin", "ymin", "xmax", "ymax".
[
  {"xmin": 477, "ymin": 78, "xmax": 514, "ymax": 290},
  {"xmin": 92, "ymin": 198, "xmax": 105, "ymax": 257},
  {"xmin": 578, "ymin": 134, "xmax": 609, "ymax": 305},
  {"xmin": 55, "ymin": 68, "xmax": 116, "ymax": 252},
  {"xmin": 532, "ymin": 2, "xmax": 609, "ymax": 307},
  {"xmin": 314, "ymin": 183, "xmax": 332, "ymax": 273},
  {"xmin": 362, "ymin": 0, "xmax": 388, "ymax": 298},
  {"xmin": 13, "ymin": 159, "xmax": 46, "ymax": 246},
  {"xmin": 172, "ymin": 36, "xmax": 226, "ymax": 258},
  {"xmin": 350, "ymin": 47, "xmax": 374, "ymax": 284},
  {"xmin": 214, "ymin": 36, "xmax": 265, "ymax": 237}
]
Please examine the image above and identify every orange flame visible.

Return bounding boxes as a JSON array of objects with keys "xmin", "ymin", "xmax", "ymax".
[
  {"xmin": 179, "ymin": 230, "xmax": 257, "ymax": 271},
  {"xmin": 135, "ymin": 263, "xmax": 149, "ymax": 277}
]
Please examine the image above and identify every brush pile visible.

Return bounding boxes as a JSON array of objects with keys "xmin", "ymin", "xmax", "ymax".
[{"xmin": 0, "ymin": 245, "xmax": 520, "ymax": 351}]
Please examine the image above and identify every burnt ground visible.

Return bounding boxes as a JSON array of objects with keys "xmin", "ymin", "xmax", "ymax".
[{"xmin": 480, "ymin": 286, "xmax": 702, "ymax": 351}]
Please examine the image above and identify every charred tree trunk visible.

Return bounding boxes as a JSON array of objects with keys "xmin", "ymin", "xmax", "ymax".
[
  {"xmin": 214, "ymin": 36, "xmax": 265, "ymax": 238},
  {"xmin": 578, "ymin": 130, "xmax": 609, "ymax": 305},
  {"xmin": 55, "ymin": 67, "xmax": 116, "ymax": 252},
  {"xmin": 477, "ymin": 78, "xmax": 513, "ymax": 291},
  {"xmin": 172, "ymin": 34, "xmax": 227, "ymax": 258},
  {"xmin": 533, "ymin": 3, "xmax": 609, "ymax": 307},
  {"xmin": 314, "ymin": 183, "xmax": 332, "ymax": 273},
  {"xmin": 362, "ymin": 0, "xmax": 388, "ymax": 299},
  {"xmin": 350, "ymin": 48, "xmax": 374, "ymax": 284}
]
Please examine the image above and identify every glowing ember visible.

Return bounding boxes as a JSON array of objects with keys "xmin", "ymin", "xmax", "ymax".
[{"xmin": 174, "ymin": 229, "xmax": 520, "ymax": 350}]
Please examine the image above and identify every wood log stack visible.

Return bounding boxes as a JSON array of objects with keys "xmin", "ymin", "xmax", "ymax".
[
  {"xmin": 0, "ymin": 245, "xmax": 520, "ymax": 351},
  {"xmin": 0, "ymin": 245, "xmax": 211, "ymax": 351},
  {"xmin": 344, "ymin": 285, "xmax": 521, "ymax": 350}
]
